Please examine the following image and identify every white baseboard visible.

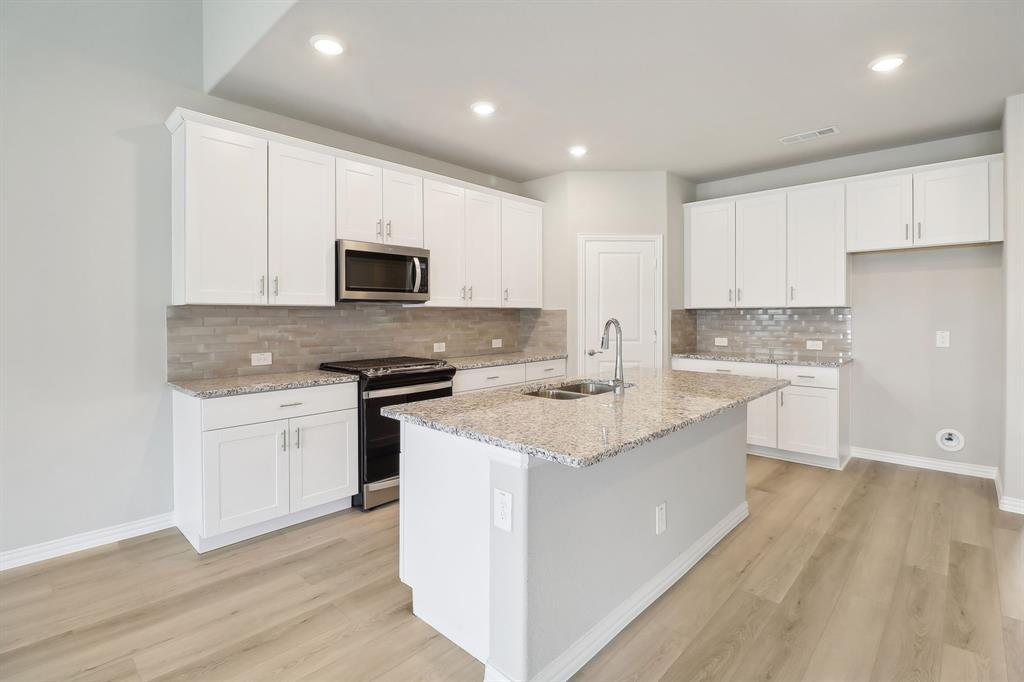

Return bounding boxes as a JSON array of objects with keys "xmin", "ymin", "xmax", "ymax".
[
  {"xmin": 187, "ymin": 498, "xmax": 352, "ymax": 553},
  {"xmin": 0, "ymin": 512, "xmax": 175, "ymax": 572},
  {"xmin": 519, "ymin": 501, "xmax": 750, "ymax": 682},
  {"xmin": 747, "ymin": 445, "xmax": 843, "ymax": 470},
  {"xmin": 995, "ymin": 476, "xmax": 1024, "ymax": 515},
  {"xmin": 849, "ymin": 445, "xmax": 999, "ymax": 480}
]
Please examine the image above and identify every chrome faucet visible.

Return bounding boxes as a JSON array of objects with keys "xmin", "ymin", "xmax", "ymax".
[{"xmin": 600, "ymin": 318, "xmax": 625, "ymax": 391}]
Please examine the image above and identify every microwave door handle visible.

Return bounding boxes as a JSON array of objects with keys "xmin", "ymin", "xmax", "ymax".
[{"xmin": 412, "ymin": 257, "xmax": 422, "ymax": 293}]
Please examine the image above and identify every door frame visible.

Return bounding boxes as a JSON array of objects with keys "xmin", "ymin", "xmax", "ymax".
[{"xmin": 576, "ymin": 234, "xmax": 664, "ymax": 372}]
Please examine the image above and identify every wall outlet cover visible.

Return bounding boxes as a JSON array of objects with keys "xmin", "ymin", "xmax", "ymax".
[
  {"xmin": 806, "ymin": 340, "xmax": 824, "ymax": 351},
  {"xmin": 714, "ymin": 337, "xmax": 729, "ymax": 347},
  {"xmin": 433, "ymin": 342, "xmax": 446, "ymax": 353},
  {"xmin": 492, "ymin": 338, "xmax": 503, "ymax": 348},
  {"xmin": 935, "ymin": 331, "xmax": 950, "ymax": 348},
  {"xmin": 250, "ymin": 352, "xmax": 272, "ymax": 366},
  {"xmin": 494, "ymin": 489, "xmax": 513, "ymax": 532}
]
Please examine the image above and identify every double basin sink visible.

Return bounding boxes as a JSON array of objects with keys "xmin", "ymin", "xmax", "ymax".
[{"xmin": 525, "ymin": 380, "xmax": 625, "ymax": 400}]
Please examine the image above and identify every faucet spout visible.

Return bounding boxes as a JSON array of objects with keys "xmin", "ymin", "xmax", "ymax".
[{"xmin": 600, "ymin": 318, "xmax": 625, "ymax": 391}]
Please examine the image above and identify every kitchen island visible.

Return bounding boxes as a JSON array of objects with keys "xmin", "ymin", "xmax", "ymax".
[{"xmin": 382, "ymin": 369, "xmax": 787, "ymax": 682}]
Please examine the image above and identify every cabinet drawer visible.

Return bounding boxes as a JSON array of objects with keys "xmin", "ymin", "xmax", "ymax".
[
  {"xmin": 453, "ymin": 363, "xmax": 526, "ymax": 393},
  {"xmin": 202, "ymin": 383, "xmax": 358, "ymax": 431},
  {"xmin": 525, "ymin": 359, "xmax": 567, "ymax": 381},
  {"xmin": 778, "ymin": 365, "xmax": 838, "ymax": 389},
  {"xmin": 671, "ymin": 358, "xmax": 777, "ymax": 379}
]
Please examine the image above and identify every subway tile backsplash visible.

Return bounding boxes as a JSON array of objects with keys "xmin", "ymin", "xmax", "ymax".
[
  {"xmin": 167, "ymin": 305, "xmax": 567, "ymax": 381},
  {"xmin": 672, "ymin": 308, "xmax": 852, "ymax": 359}
]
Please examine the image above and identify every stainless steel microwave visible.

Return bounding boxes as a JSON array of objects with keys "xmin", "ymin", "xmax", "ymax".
[{"xmin": 336, "ymin": 240, "xmax": 430, "ymax": 302}]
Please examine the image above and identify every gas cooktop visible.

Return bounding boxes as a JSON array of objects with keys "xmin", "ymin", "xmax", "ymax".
[{"xmin": 319, "ymin": 356, "xmax": 452, "ymax": 377}]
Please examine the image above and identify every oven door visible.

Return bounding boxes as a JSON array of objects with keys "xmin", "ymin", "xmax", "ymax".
[{"xmin": 337, "ymin": 240, "xmax": 429, "ymax": 302}]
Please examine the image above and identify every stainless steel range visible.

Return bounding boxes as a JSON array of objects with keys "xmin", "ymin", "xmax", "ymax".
[{"xmin": 320, "ymin": 356, "xmax": 456, "ymax": 509}]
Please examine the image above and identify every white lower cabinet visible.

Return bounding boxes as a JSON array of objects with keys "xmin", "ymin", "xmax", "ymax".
[
  {"xmin": 777, "ymin": 386, "xmax": 837, "ymax": 458},
  {"xmin": 453, "ymin": 358, "xmax": 566, "ymax": 394},
  {"xmin": 289, "ymin": 410, "xmax": 358, "ymax": 512}
]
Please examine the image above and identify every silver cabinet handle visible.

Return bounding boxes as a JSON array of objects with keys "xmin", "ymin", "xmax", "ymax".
[
  {"xmin": 486, "ymin": 375, "xmax": 500, "ymax": 380},
  {"xmin": 737, "ymin": 288, "xmax": 742, "ymax": 302},
  {"xmin": 790, "ymin": 285, "xmax": 795, "ymax": 301},
  {"xmin": 905, "ymin": 223, "xmax": 909, "ymax": 240},
  {"xmin": 376, "ymin": 218, "xmax": 383, "ymax": 239},
  {"xmin": 715, "ymin": 369, "xmax": 732, "ymax": 373},
  {"xmin": 295, "ymin": 427, "xmax": 300, "ymax": 448},
  {"xmin": 280, "ymin": 430, "xmax": 287, "ymax": 451},
  {"xmin": 544, "ymin": 367, "xmax": 555, "ymax": 372},
  {"xmin": 273, "ymin": 275, "xmax": 279, "ymax": 296},
  {"xmin": 504, "ymin": 288, "xmax": 509, "ymax": 301},
  {"xmin": 386, "ymin": 219, "xmax": 392, "ymax": 239},
  {"xmin": 728, "ymin": 289, "xmax": 733, "ymax": 302},
  {"xmin": 259, "ymin": 275, "xmax": 266, "ymax": 296},
  {"xmin": 587, "ymin": 349, "xmax": 603, "ymax": 356},
  {"xmin": 917, "ymin": 221, "xmax": 922, "ymax": 239},
  {"xmin": 797, "ymin": 374, "xmax": 815, "ymax": 379},
  {"xmin": 279, "ymin": 401, "xmax": 303, "ymax": 408},
  {"xmin": 780, "ymin": 391, "xmax": 785, "ymax": 407},
  {"xmin": 468, "ymin": 285, "xmax": 473, "ymax": 300},
  {"xmin": 461, "ymin": 285, "xmax": 466, "ymax": 300}
]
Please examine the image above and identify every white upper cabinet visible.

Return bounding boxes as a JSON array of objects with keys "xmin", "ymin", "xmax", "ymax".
[
  {"xmin": 179, "ymin": 121, "xmax": 268, "ymax": 305},
  {"xmin": 684, "ymin": 202, "xmax": 735, "ymax": 309},
  {"xmin": 735, "ymin": 193, "xmax": 787, "ymax": 307},
  {"xmin": 787, "ymin": 184, "xmax": 848, "ymax": 307},
  {"xmin": 336, "ymin": 159, "xmax": 384, "ymax": 243},
  {"xmin": 423, "ymin": 180, "xmax": 467, "ymax": 307},
  {"xmin": 500, "ymin": 198, "xmax": 543, "ymax": 308},
  {"xmin": 912, "ymin": 161, "xmax": 989, "ymax": 247},
  {"xmin": 846, "ymin": 173, "xmax": 913, "ymax": 252},
  {"xmin": 382, "ymin": 169, "xmax": 424, "ymax": 247},
  {"xmin": 465, "ymin": 190, "xmax": 502, "ymax": 308},
  {"xmin": 268, "ymin": 142, "xmax": 336, "ymax": 306}
]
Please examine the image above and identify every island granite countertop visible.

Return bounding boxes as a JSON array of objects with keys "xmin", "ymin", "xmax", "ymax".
[
  {"xmin": 446, "ymin": 351, "xmax": 568, "ymax": 370},
  {"xmin": 382, "ymin": 368, "xmax": 787, "ymax": 467},
  {"xmin": 168, "ymin": 370, "xmax": 358, "ymax": 399},
  {"xmin": 673, "ymin": 351, "xmax": 852, "ymax": 368}
]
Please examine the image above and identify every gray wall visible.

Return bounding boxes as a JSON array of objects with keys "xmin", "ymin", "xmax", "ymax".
[{"xmin": 0, "ymin": 0, "xmax": 523, "ymax": 552}]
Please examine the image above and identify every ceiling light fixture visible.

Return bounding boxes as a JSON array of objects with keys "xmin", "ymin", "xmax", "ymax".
[
  {"xmin": 869, "ymin": 54, "xmax": 906, "ymax": 72},
  {"xmin": 471, "ymin": 101, "xmax": 496, "ymax": 117},
  {"xmin": 568, "ymin": 145, "xmax": 588, "ymax": 158},
  {"xmin": 310, "ymin": 35, "xmax": 344, "ymax": 56}
]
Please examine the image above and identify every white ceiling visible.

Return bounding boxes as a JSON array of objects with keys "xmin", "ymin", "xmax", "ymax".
[{"xmin": 208, "ymin": 0, "xmax": 1024, "ymax": 183}]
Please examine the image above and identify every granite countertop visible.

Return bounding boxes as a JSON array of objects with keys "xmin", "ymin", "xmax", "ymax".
[
  {"xmin": 382, "ymin": 368, "xmax": 787, "ymax": 468},
  {"xmin": 168, "ymin": 370, "xmax": 358, "ymax": 399},
  {"xmin": 672, "ymin": 351, "xmax": 852, "ymax": 368},
  {"xmin": 447, "ymin": 351, "xmax": 569, "ymax": 370}
]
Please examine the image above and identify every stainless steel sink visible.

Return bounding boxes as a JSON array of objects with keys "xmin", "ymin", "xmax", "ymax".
[
  {"xmin": 558, "ymin": 381, "xmax": 618, "ymax": 395},
  {"xmin": 524, "ymin": 388, "xmax": 588, "ymax": 400}
]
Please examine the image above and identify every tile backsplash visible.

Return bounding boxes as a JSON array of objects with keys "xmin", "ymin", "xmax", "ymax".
[
  {"xmin": 167, "ymin": 305, "xmax": 567, "ymax": 381},
  {"xmin": 672, "ymin": 308, "xmax": 852, "ymax": 358}
]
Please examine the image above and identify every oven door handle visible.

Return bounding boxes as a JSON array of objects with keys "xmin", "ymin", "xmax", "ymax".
[
  {"xmin": 412, "ymin": 257, "xmax": 422, "ymax": 293},
  {"xmin": 363, "ymin": 380, "xmax": 452, "ymax": 400}
]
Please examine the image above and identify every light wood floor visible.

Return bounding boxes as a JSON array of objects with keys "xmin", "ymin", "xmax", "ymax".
[{"xmin": 1, "ymin": 456, "xmax": 1021, "ymax": 682}]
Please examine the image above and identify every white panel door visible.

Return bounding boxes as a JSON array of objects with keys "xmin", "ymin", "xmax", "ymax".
[
  {"xmin": 777, "ymin": 386, "xmax": 837, "ymax": 457},
  {"xmin": 913, "ymin": 162, "xmax": 989, "ymax": 247},
  {"xmin": 465, "ymin": 190, "xmax": 502, "ymax": 307},
  {"xmin": 289, "ymin": 410, "xmax": 358, "ymax": 512},
  {"xmin": 684, "ymin": 202, "xmax": 735, "ymax": 308},
  {"xmin": 202, "ymin": 420, "xmax": 290, "ymax": 536},
  {"xmin": 423, "ymin": 180, "xmax": 466, "ymax": 307},
  {"xmin": 184, "ymin": 121, "xmax": 268, "ymax": 304},
  {"xmin": 582, "ymin": 239, "xmax": 659, "ymax": 375},
  {"xmin": 500, "ymin": 199, "xmax": 543, "ymax": 308},
  {"xmin": 382, "ymin": 169, "xmax": 424, "ymax": 247},
  {"xmin": 787, "ymin": 184, "xmax": 847, "ymax": 307},
  {"xmin": 268, "ymin": 142, "xmax": 336, "ymax": 306},
  {"xmin": 735, "ymin": 193, "xmax": 787, "ymax": 307},
  {"xmin": 337, "ymin": 159, "xmax": 383, "ymax": 243},
  {"xmin": 845, "ymin": 173, "xmax": 913, "ymax": 252}
]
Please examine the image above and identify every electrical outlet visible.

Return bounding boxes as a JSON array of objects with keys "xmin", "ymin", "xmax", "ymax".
[
  {"xmin": 492, "ymin": 338, "xmax": 503, "ymax": 348},
  {"xmin": 494, "ymin": 489, "xmax": 513, "ymax": 532},
  {"xmin": 655, "ymin": 502, "xmax": 667, "ymax": 535},
  {"xmin": 806, "ymin": 340, "xmax": 824, "ymax": 351},
  {"xmin": 935, "ymin": 331, "xmax": 950, "ymax": 348},
  {"xmin": 433, "ymin": 342, "xmax": 446, "ymax": 353},
  {"xmin": 714, "ymin": 337, "xmax": 728, "ymax": 347},
  {"xmin": 250, "ymin": 352, "xmax": 272, "ymax": 366}
]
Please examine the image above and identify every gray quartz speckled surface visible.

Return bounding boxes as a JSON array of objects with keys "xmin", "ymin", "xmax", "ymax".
[
  {"xmin": 673, "ymin": 351, "xmax": 852, "ymax": 368},
  {"xmin": 447, "ymin": 352, "xmax": 568, "ymax": 370},
  {"xmin": 168, "ymin": 370, "xmax": 358, "ymax": 399},
  {"xmin": 382, "ymin": 369, "xmax": 787, "ymax": 467}
]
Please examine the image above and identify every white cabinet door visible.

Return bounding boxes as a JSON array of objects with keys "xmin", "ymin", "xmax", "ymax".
[
  {"xmin": 845, "ymin": 173, "xmax": 912, "ymax": 252},
  {"xmin": 423, "ymin": 180, "xmax": 466, "ymax": 307},
  {"xmin": 268, "ymin": 142, "xmax": 336, "ymax": 306},
  {"xmin": 183, "ymin": 121, "xmax": 268, "ymax": 304},
  {"xmin": 777, "ymin": 386, "xmax": 837, "ymax": 457},
  {"xmin": 913, "ymin": 162, "xmax": 989, "ymax": 247},
  {"xmin": 465, "ymin": 190, "xmax": 502, "ymax": 307},
  {"xmin": 289, "ymin": 410, "xmax": 358, "ymax": 512},
  {"xmin": 746, "ymin": 394, "xmax": 779, "ymax": 449},
  {"xmin": 202, "ymin": 420, "xmax": 290, "ymax": 536},
  {"xmin": 337, "ymin": 159, "xmax": 383, "ymax": 243},
  {"xmin": 684, "ymin": 202, "xmax": 735, "ymax": 308},
  {"xmin": 500, "ymin": 199, "xmax": 543, "ymax": 308},
  {"xmin": 383, "ymin": 169, "xmax": 424, "ymax": 247},
  {"xmin": 735, "ymin": 193, "xmax": 786, "ymax": 307},
  {"xmin": 787, "ymin": 184, "xmax": 847, "ymax": 307}
]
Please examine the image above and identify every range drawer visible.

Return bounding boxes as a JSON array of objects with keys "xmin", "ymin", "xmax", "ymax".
[
  {"xmin": 671, "ymin": 358, "xmax": 777, "ymax": 379},
  {"xmin": 202, "ymin": 383, "xmax": 358, "ymax": 431},
  {"xmin": 525, "ymin": 358, "xmax": 567, "ymax": 381},
  {"xmin": 453, "ymin": 363, "xmax": 527, "ymax": 393},
  {"xmin": 777, "ymin": 365, "xmax": 838, "ymax": 389}
]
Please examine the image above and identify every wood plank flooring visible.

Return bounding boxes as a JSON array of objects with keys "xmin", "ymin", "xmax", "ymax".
[{"xmin": 1, "ymin": 456, "xmax": 1020, "ymax": 682}]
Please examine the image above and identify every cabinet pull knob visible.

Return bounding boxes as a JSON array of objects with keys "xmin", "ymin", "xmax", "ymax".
[
  {"xmin": 281, "ymin": 430, "xmax": 287, "ymax": 451},
  {"xmin": 279, "ymin": 401, "xmax": 303, "ymax": 408},
  {"xmin": 295, "ymin": 427, "xmax": 300, "ymax": 448}
]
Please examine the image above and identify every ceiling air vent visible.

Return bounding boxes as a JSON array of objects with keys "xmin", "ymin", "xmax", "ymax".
[{"xmin": 779, "ymin": 126, "xmax": 840, "ymax": 145}]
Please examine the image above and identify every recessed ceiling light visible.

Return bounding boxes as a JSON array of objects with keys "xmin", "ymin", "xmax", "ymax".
[
  {"xmin": 569, "ymin": 145, "xmax": 588, "ymax": 158},
  {"xmin": 869, "ymin": 54, "xmax": 906, "ymax": 72},
  {"xmin": 310, "ymin": 35, "xmax": 344, "ymax": 56},
  {"xmin": 471, "ymin": 101, "xmax": 496, "ymax": 117}
]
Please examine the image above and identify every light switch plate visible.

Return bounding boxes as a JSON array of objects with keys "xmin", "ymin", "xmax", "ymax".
[
  {"xmin": 433, "ymin": 342, "xmax": 446, "ymax": 353},
  {"xmin": 935, "ymin": 331, "xmax": 950, "ymax": 348},
  {"xmin": 492, "ymin": 338, "xmax": 503, "ymax": 348},
  {"xmin": 494, "ymin": 489, "xmax": 513, "ymax": 532},
  {"xmin": 655, "ymin": 502, "xmax": 667, "ymax": 535},
  {"xmin": 714, "ymin": 337, "xmax": 729, "ymax": 347},
  {"xmin": 250, "ymin": 352, "xmax": 272, "ymax": 366},
  {"xmin": 806, "ymin": 340, "xmax": 824, "ymax": 351}
]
